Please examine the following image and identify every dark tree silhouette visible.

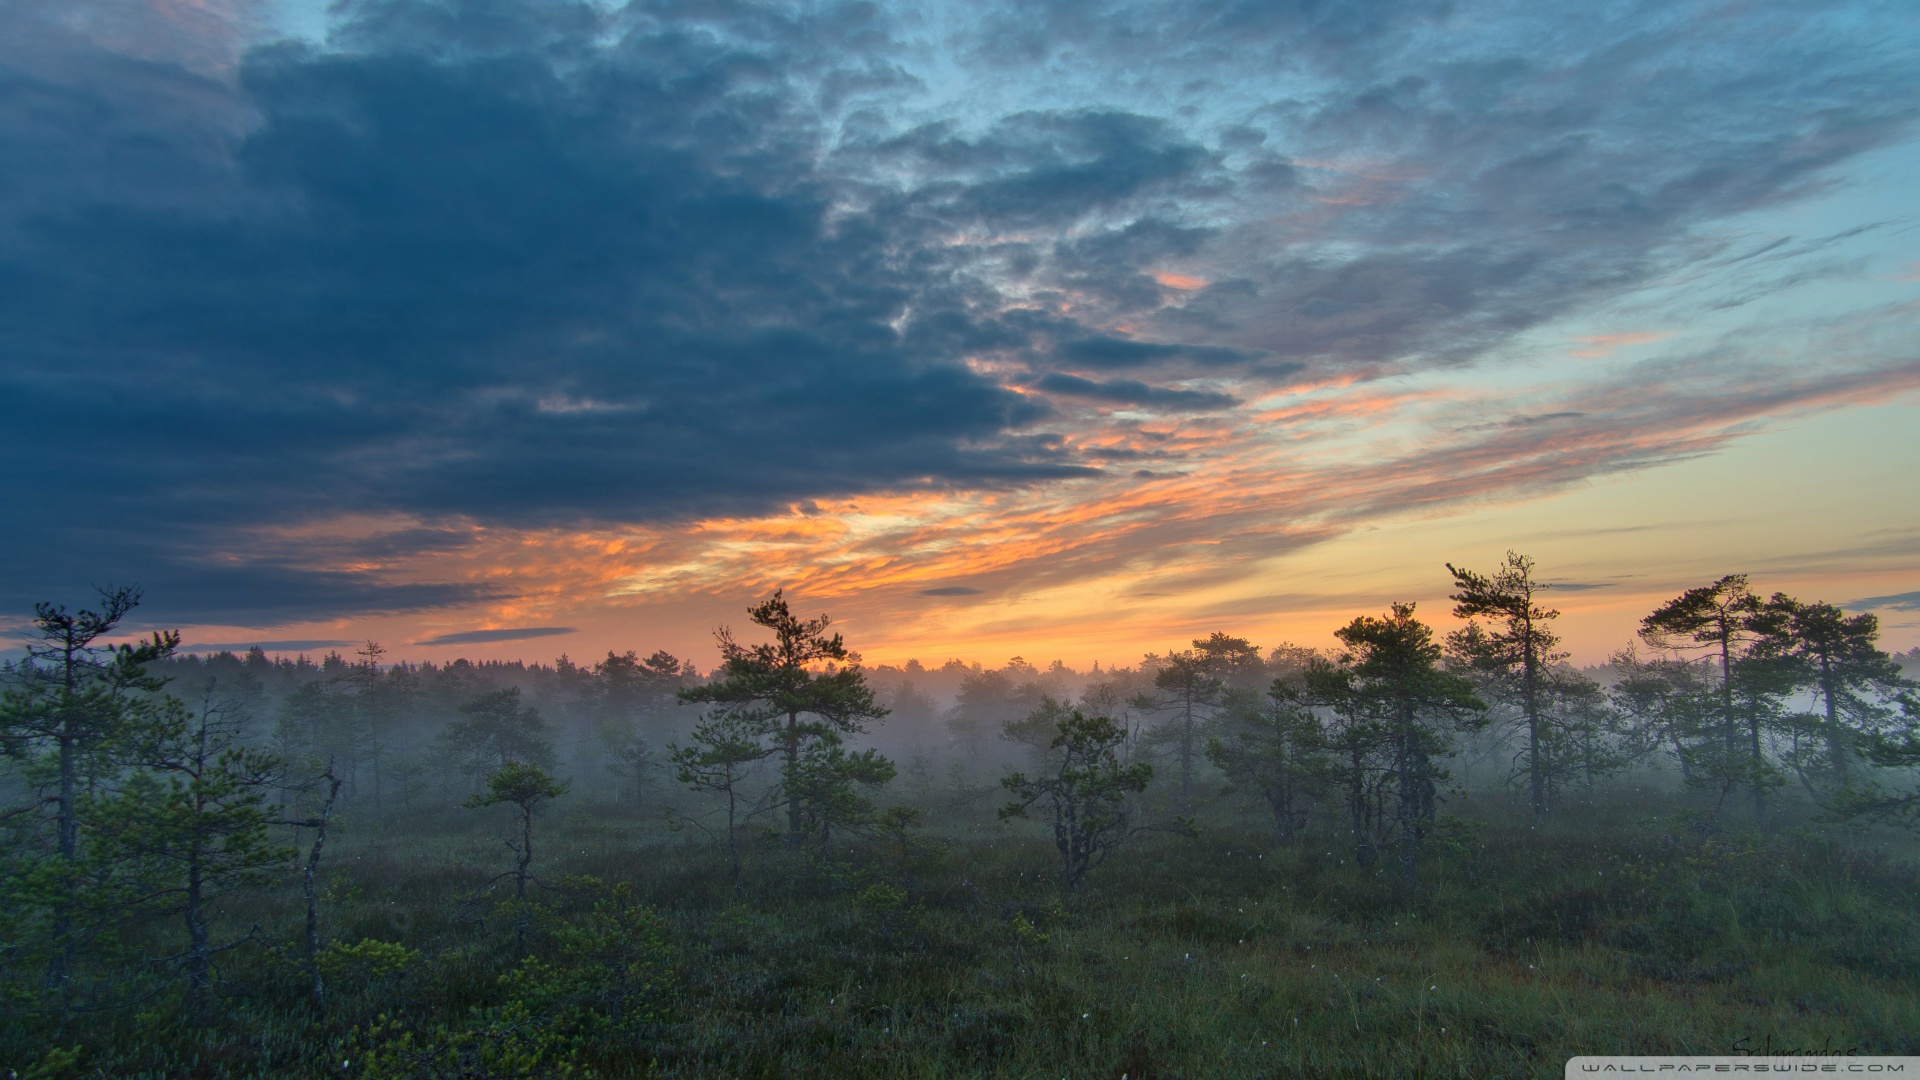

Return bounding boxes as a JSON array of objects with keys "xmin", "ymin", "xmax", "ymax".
[
  {"xmin": 1329, "ymin": 604, "xmax": 1483, "ymax": 885},
  {"xmin": 440, "ymin": 688, "xmax": 555, "ymax": 786},
  {"xmin": 1447, "ymin": 552, "xmax": 1561, "ymax": 817},
  {"xmin": 466, "ymin": 761, "xmax": 569, "ymax": 906},
  {"xmin": 1641, "ymin": 575, "xmax": 1774, "ymax": 815},
  {"xmin": 1208, "ymin": 684, "xmax": 1323, "ymax": 841},
  {"xmin": 1000, "ymin": 711, "xmax": 1162, "ymax": 891},
  {"xmin": 0, "ymin": 586, "xmax": 178, "ymax": 996},
  {"xmin": 669, "ymin": 713, "xmax": 769, "ymax": 892},
  {"xmin": 1769, "ymin": 596, "xmax": 1912, "ymax": 790},
  {"xmin": 96, "ymin": 684, "xmax": 287, "ymax": 1012},
  {"xmin": 680, "ymin": 591, "xmax": 888, "ymax": 845},
  {"xmin": 1137, "ymin": 651, "xmax": 1224, "ymax": 811}
]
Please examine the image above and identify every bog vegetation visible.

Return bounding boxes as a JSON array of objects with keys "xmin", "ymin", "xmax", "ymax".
[{"xmin": 2, "ymin": 558, "xmax": 1918, "ymax": 1077}]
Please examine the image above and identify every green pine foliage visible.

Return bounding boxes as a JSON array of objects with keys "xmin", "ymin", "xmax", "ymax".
[{"xmin": 1000, "ymin": 710, "xmax": 1163, "ymax": 890}]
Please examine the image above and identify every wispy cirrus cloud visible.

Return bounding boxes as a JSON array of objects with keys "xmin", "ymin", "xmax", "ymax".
[
  {"xmin": 177, "ymin": 638, "xmax": 356, "ymax": 654},
  {"xmin": 1570, "ymin": 333, "xmax": 1670, "ymax": 359},
  {"xmin": 415, "ymin": 627, "xmax": 577, "ymax": 647},
  {"xmin": 1030, "ymin": 373, "xmax": 1239, "ymax": 412},
  {"xmin": 1852, "ymin": 591, "xmax": 1920, "ymax": 612}
]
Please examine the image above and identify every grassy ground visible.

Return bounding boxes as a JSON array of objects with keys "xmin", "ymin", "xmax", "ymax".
[{"xmin": 7, "ymin": 791, "xmax": 1919, "ymax": 1078}]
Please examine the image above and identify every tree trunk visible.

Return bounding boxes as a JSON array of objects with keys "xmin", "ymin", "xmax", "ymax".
[
  {"xmin": 186, "ymin": 843, "xmax": 210, "ymax": 1013},
  {"xmin": 726, "ymin": 779, "xmax": 742, "ymax": 895},
  {"xmin": 1525, "ymin": 709, "xmax": 1543, "ymax": 818},
  {"xmin": 49, "ymin": 727, "xmax": 78, "ymax": 994},
  {"xmin": 1719, "ymin": 631, "xmax": 1739, "ymax": 764},
  {"xmin": 1669, "ymin": 724, "xmax": 1693, "ymax": 785},
  {"xmin": 517, "ymin": 808, "xmax": 533, "ymax": 903},
  {"xmin": 1179, "ymin": 696, "xmax": 1194, "ymax": 810},
  {"xmin": 513, "ymin": 804, "xmax": 535, "ymax": 945},
  {"xmin": 1268, "ymin": 770, "xmax": 1296, "ymax": 840},
  {"xmin": 785, "ymin": 710, "xmax": 804, "ymax": 845},
  {"xmin": 48, "ymin": 636, "xmax": 82, "ymax": 996},
  {"xmin": 1347, "ymin": 746, "xmax": 1374, "ymax": 867},
  {"xmin": 1820, "ymin": 655, "xmax": 1848, "ymax": 784},
  {"xmin": 1397, "ymin": 710, "xmax": 1417, "ymax": 887},
  {"xmin": 302, "ymin": 771, "xmax": 341, "ymax": 1013},
  {"xmin": 1522, "ymin": 616, "xmax": 1544, "ymax": 818}
]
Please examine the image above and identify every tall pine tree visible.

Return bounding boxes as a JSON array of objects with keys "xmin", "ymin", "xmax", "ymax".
[{"xmin": 679, "ymin": 592, "xmax": 888, "ymax": 846}]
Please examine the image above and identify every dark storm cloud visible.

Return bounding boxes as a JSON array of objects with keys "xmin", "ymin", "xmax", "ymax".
[
  {"xmin": 416, "ymin": 626, "xmax": 577, "ymax": 646},
  {"xmin": 1032, "ymin": 373, "xmax": 1239, "ymax": 412},
  {"xmin": 1851, "ymin": 591, "xmax": 1920, "ymax": 613},
  {"xmin": 1055, "ymin": 338, "xmax": 1257, "ymax": 369},
  {"xmin": 180, "ymin": 640, "xmax": 358, "ymax": 654},
  {"xmin": 1046, "ymin": 217, "xmax": 1217, "ymax": 309},
  {"xmin": 961, "ymin": 0, "xmax": 1453, "ymax": 75},
  {"xmin": 0, "ymin": 0, "xmax": 1101, "ymax": 623},
  {"xmin": 118, "ymin": 565, "xmax": 514, "ymax": 630},
  {"xmin": 872, "ymin": 111, "xmax": 1217, "ymax": 228}
]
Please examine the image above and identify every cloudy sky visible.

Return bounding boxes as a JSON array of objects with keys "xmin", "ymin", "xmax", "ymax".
[{"xmin": 3, "ymin": 0, "xmax": 1917, "ymax": 667}]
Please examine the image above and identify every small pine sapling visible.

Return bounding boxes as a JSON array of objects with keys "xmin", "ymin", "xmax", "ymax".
[
  {"xmin": 1000, "ymin": 711, "xmax": 1177, "ymax": 891},
  {"xmin": 466, "ymin": 761, "xmax": 569, "ymax": 908}
]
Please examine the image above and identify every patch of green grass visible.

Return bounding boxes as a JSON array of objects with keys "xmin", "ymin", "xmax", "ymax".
[{"xmin": 4, "ymin": 793, "xmax": 1918, "ymax": 1077}]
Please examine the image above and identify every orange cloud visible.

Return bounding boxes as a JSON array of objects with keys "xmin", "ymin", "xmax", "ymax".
[
  {"xmin": 1153, "ymin": 272, "xmax": 1208, "ymax": 291},
  {"xmin": 1570, "ymin": 331, "xmax": 1670, "ymax": 358}
]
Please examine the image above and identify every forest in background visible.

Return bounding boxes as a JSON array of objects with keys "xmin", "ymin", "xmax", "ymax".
[{"xmin": 2, "ymin": 553, "xmax": 1918, "ymax": 1077}]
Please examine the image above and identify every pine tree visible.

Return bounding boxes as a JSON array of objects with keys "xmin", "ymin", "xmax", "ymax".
[
  {"xmin": 787, "ymin": 736, "xmax": 896, "ymax": 852},
  {"xmin": 0, "ymin": 586, "xmax": 178, "ymax": 997},
  {"xmin": 347, "ymin": 641, "xmax": 405, "ymax": 810},
  {"xmin": 93, "ymin": 683, "xmax": 288, "ymax": 1012},
  {"xmin": 440, "ymin": 688, "xmax": 555, "ymax": 789},
  {"xmin": 465, "ymin": 762, "xmax": 568, "ymax": 906},
  {"xmin": 679, "ymin": 591, "xmax": 888, "ymax": 845},
  {"xmin": 1640, "ymin": 576, "xmax": 1777, "ymax": 816},
  {"xmin": 1767, "ymin": 597, "xmax": 1912, "ymax": 791},
  {"xmin": 1207, "ymin": 684, "xmax": 1324, "ymax": 840},
  {"xmin": 1321, "ymin": 604, "xmax": 1483, "ymax": 885},
  {"xmin": 1447, "ymin": 552, "xmax": 1560, "ymax": 817},
  {"xmin": 1194, "ymin": 633, "xmax": 1267, "ymax": 689},
  {"xmin": 1547, "ymin": 667, "xmax": 1631, "ymax": 794},
  {"xmin": 945, "ymin": 665, "xmax": 1046, "ymax": 765},
  {"xmin": 278, "ymin": 763, "xmax": 341, "ymax": 1013},
  {"xmin": 1287, "ymin": 657, "xmax": 1393, "ymax": 867},
  {"xmin": 1608, "ymin": 644, "xmax": 1718, "ymax": 788},
  {"xmin": 999, "ymin": 711, "xmax": 1162, "ymax": 891},
  {"xmin": 1832, "ymin": 697, "xmax": 1920, "ymax": 823},
  {"xmin": 602, "ymin": 731, "xmax": 659, "ymax": 810},
  {"xmin": 1001, "ymin": 695, "xmax": 1077, "ymax": 763},
  {"xmin": 1136, "ymin": 650, "xmax": 1225, "ymax": 811},
  {"xmin": 668, "ymin": 714, "xmax": 769, "ymax": 892},
  {"xmin": 593, "ymin": 650, "xmax": 687, "ymax": 805}
]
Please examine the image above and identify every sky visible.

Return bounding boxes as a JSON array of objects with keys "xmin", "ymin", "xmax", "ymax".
[{"xmin": 2, "ymin": 0, "xmax": 1917, "ymax": 670}]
